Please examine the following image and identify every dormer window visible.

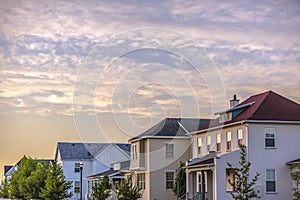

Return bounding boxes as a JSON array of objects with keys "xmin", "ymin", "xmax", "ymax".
[{"xmin": 219, "ymin": 112, "xmax": 232, "ymax": 123}]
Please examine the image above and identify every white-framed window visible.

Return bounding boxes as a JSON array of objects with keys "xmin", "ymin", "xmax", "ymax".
[
  {"xmin": 265, "ymin": 128, "xmax": 275, "ymax": 148},
  {"xmin": 197, "ymin": 137, "xmax": 202, "ymax": 155},
  {"xmin": 74, "ymin": 181, "xmax": 80, "ymax": 193},
  {"xmin": 207, "ymin": 136, "xmax": 211, "ymax": 152},
  {"xmin": 216, "ymin": 134, "xmax": 221, "ymax": 152},
  {"xmin": 166, "ymin": 143, "xmax": 174, "ymax": 159},
  {"xmin": 131, "ymin": 145, "xmax": 135, "ymax": 160},
  {"xmin": 74, "ymin": 163, "xmax": 80, "ymax": 173},
  {"xmin": 131, "ymin": 144, "xmax": 138, "ymax": 160},
  {"xmin": 266, "ymin": 169, "xmax": 276, "ymax": 192},
  {"xmin": 137, "ymin": 173, "xmax": 145, "ymax": 190},
  {"xmin": 219, "ymin": 112, "xmax": 232, "ymax": 123},
  {"xmin": 226, "ymin": 168, "xmax": 236, "ymax": 192},
  {"xmin": 227, "ymin": 132, "xmax": 232, "ymax": 151},
  {"xmin": 237, "ymin": 129, "xmax": 243, "ymax": 147},
  {"xmin": 165, "ymin": 171, "xmax": 175, "ymax": 190}
]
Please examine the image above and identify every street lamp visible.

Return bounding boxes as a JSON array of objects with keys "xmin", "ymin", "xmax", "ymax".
[{"xmin": 79, "ymin": 162, "xmax": 83, "ymax": 200}]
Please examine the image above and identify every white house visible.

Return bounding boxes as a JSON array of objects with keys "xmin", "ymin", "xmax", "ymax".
[
  {"xmin": 186, "ymin": 91, "xmax": 300, "ymax": 200},
  {"xmin": 126, "ymin": 118, "xmax": 210, "ymax": 200},
  {"xmin": 54, "ymin": 142, "xmax": 130, "ymax": 200}
]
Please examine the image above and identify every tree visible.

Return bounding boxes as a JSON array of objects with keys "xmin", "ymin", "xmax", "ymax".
[
  {"xmin": 0, "ymin": 178, "xmax": 10, "ymax": 198},
  {"xmin": 289, "ymin": 163, "xmax": 300, "ymax": 200},
  {"xmin": 227, "ymin": 145, "xmax": 260, "ymax": 200},
  {"xmin": 10, "ymin": 156, "xmax": 38, "ymax": 199},
  {"xmin": 117, "ymin": 178, "xmax": 142, "ymax": 200},
  {"xmin": 40, "ymin": 162, "xmax": 72, "ymax": 200},
  {"xmin": 24, "ymin": 161, "xmax": 49, "ymax": 199},
  {"xmin": 173, "ymin": 161, "xmax": 186, "ymax": 198},
  {"xmin": 89, "ymin": 176, "xmax": 110, "ymax": 200}
]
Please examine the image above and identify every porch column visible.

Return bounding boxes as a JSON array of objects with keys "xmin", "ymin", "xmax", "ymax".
[
  {"xmin": 201, "ymin": 170, "xmax": 205, "ymax": 200},
  {"xmin": 186, "ymin": 170, "xmax": 189, "ymax": 200}
]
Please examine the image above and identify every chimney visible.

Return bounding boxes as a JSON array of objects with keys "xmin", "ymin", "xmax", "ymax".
[{"xmin": 230, "ymin": 94, "xmax": 239, "ymax": 108}]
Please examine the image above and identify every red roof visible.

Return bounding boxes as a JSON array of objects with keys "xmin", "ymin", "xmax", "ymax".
[{"xmin": 204, "ymin": 91, "xmax": 300, "ymax": 130}]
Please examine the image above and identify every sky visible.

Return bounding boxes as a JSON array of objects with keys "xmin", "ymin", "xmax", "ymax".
[{"xmin": 0, "ymin": 0, "xmax": 300, "ymax": 178}]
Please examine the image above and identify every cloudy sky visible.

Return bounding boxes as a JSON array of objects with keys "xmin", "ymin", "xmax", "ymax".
[{"xmin": 0, "ymin": 0, "xmax": 299, "ymax": 177}]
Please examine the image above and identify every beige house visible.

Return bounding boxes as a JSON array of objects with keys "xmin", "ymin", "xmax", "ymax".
[
  {"xmin": 125, "ymin": 118, "xmax": 210, "ymax": 200},
  {"xmin": 186, "ymin": 91, "xmax": 300, "ymax": 200}
]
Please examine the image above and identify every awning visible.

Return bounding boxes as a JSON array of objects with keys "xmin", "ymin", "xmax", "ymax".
[
  {"xmin": 286, "ymin": 158, "xmax": 300, "ymax": 165},
  {"xmin": 187, "ymin": 151, "xmax": 215, "ymax": 169}
]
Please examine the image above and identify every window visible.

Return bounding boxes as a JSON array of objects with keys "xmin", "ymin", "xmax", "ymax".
[
  {"xmin": 137, "ymin": 173, "xmax": 145, "ymax": 190},
  {"xmin": 207, "ymin": 136, "xmax": 211, "ymax": 152},
  {"xmin": 197, "ymin": 137, "xmax": 202, "ymax": 155},
  {"xmin": 265, "ymin": 128, "xmax": 275, "ymax": 148},
  {"xmin": 219, "ymin": 112, "xmax": 232, "ymax": 123},
  {"xmin": 237, "ymin": 129, "xmax": 243, "ymax": 147},
  {"xmin": 217, "ymin": 134, "xmax": 221, "ymax": 152},
  {"xmin": 131, "ymin": 144, "xmax": 138, "ymax": 160},
  {"xmin": 227, "ymin": 132, "xmax": 232, "ymax": 151},
  {"xmin": 266, "ymin": 169, "xmax": 276, "ymax": 192},
  {"xmin": 226, "ymin": 168, "xmax": 236, "ymax": 192},
  {"xmin": 74, "ymin": 163, "xmax": 80, "ymax": 173},
  {"xmin": 131, "ymin": 145, "xmax": 135, "ymax": 160},
  {"xmin": 74, "ymin": 181, "xmax": 80, "ymax": 193},
  {"xmin": 166, "ymin": 143, "xmax": 174, "ymax": 158},
  {"xmin": 166, "ymin": 171, "xmax": 175, "ymax": 190}
]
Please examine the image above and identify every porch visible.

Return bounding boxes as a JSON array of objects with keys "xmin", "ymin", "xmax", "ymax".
[{"xmin": 186, "ymin": 152, "xmax": 215, "ymax": 200}]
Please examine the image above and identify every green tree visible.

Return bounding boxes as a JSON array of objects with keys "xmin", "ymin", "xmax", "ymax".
[
  {"xmin": 10, "ymin": 156, "xmax": 38, "ymax": 199},
  {"xmin": 173, "ymin": 161, "xmax": 186, "ymax": 198},
  {"xmin": 0, "ymin": 178, "xmax": 10, "ymax": 198},
  {"xmin": 24, "ymin": 161, "xmax": 49, "ymax": 199},
  {"xmin": 289, "ymin": 163, "xmax": 300, "ymax": 200},
  {"xmin": 40, "ymin": 162, "xmax": 72, "ymax": 200},
  {"xmin": 117, "ymin": 178, "xmax": 142, "ymax": 200},
  {"xmin": 227, "ymin": 145, "xmax": 260, "ymax": 200},
  {"xmin": 89, "ymin": 176, "xmax": 110, "ymax": 200}
]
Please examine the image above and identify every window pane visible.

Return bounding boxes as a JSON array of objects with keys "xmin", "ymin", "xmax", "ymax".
[
  {"xmin": 74, "ymin": 163, "xmax": 80, "ymax": 172},
  {"xmin": 265, "ymin": 139, "xmax": 275, "ymax": 147},
  {"xmin": 266, "ymin": 181, "xmax": 276, "ymax": 192},
  {"xmin": 166, "ymin": 172, "xmax": 174, "ymax": 189},
  {"xmin": 217, "ymin": 134, "xmax": 221, "ymax": 143},
  {"xmin": 166, "ymin": 144, "xmax": 174, "ymax": 158},
  {"xmin": 266, "ymin": 169, "xmax": 275, "ymax": 180},
  {"xmin": 207, "ymin": 136, "xmax": 211, "ymax": 145},
  {"xmin": 217, "ymin": 143, "xmax": 221, "ymax": 152},
  {"xmin": 198, "ymin": 138, "xmax": 202, "ymax": 147},
  {"xmin": 238, "ymin": 129, "xmax": 243, "ymax": 139},
  {"xmin": 227, "ymin": 132, "xmax": 231, "ymax": 141}
]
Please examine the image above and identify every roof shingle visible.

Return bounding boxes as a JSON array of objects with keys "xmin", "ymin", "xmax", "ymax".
[{"xmin": 57, "ymin": 142, "xmax": 130, "ymax": 160}]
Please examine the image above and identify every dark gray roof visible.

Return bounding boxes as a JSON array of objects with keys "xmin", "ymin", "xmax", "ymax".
[
  {"xmin": 86, "ymin": 169, "xmax": 122, "ymax": 179},
  {"xmin": 129, "ymin": 118, "xmax": 210, "ymax": 141},
  {"xmin": 56, "ymin": 142, "xmax": 130, "ymax": 160},
  {"xmin": 287, "ymin": 158, "xmax": 300, "ymax": 165},
  {"xmin": 187, "ymin": 151, "xmax": 215, "ymax": 167}
]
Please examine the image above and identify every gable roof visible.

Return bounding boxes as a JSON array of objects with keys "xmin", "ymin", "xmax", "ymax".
[
  {"xmin": 200, "ymin": 90, "xmax": 300, "ymax": 131},
  {"xmin": 56, "ymin": 142, "xmax": 130, "ymax": 160},
  {"xmin": 129, "ymin": 118, "xmax": 210, "ymax": 142},
  {"xmin": 5, "ymin": 158, "xmax": 53, "ymax": 178}
]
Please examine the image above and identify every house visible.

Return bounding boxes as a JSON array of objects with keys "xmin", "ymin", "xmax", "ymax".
[
  {"xmin": 186, "ymin": 91, "xmax": 300, "ymax": 200},
  {"xmin": 126, "ymin": 118, "xmax": 210, "ymax": 200},
  {"xmin": 86, "ymin": 160, "xmax": 130, "ymax": 198},
  {"xmin": 55, "ymin": 142, "xmax": 130, "ymax": 200},
  {"xmin": 4, "ymin": 158, "xmax": 53, "ymax": 180}
]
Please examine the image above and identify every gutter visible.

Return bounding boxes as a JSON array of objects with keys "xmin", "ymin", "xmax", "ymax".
[{"xmin": 189, "ymin": 120, "xmax": 300, "ymax": 135}]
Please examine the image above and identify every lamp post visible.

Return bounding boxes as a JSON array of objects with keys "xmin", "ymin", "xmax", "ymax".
[{"xmin": 79, "ymin": 162, "xmax": 83, "ymax": 200}]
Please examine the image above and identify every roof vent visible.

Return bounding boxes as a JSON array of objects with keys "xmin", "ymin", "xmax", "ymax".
[
  {"xmin": 72, "ymin": 144, "xmax": 75, "ymax": 146},
  {"xmin": 230, "ymin": 94, "xmax": 240, "ymax": 108}
]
